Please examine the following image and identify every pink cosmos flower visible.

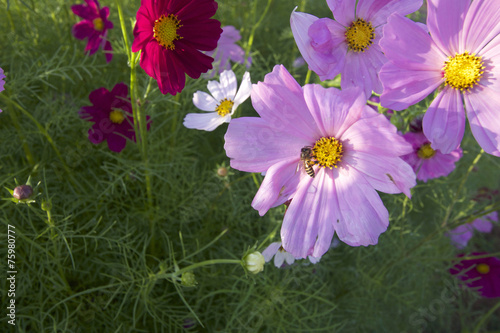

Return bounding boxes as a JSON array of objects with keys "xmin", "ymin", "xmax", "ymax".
[
  {"xmin": 0, "ymin": 67, "xmax": 5, "ymax": 113},
  {"xmin": 71, "ymin": 0, "xmax": 114, "ymax": 63},
  {"xmin": 183, "ymin": 70, "xmax": 251, "ymax": 131},
  {"xmin": 79, "ymin": 83, "xmax": 150, "ymax": 152},
  {"xmin": 204, "ymin": 26, "xmax": 252, "ymax": 78},
  {"xmin": 401, "ymin": 131, "xmax": 462, "ymax": 182},
  {"xmin": 290, "ymin": 0, "xmax": 422, "ymax": 97},
  {"xmin": 446, "ymin": 212, "xmax": 497, "ymax": 249},
  {"xmin": 450, "ymin": 253, "xmax": 500, "ymax": 298},
  {"xmin": 224, "ymin": 65, "xmax": 416, "ymax": 258},
  {"xmin": 379, "ymin": 0, "xmax": 500, "ymax": 157},
  {"xmin": 132, "ymin": 0, "xmax": 222, "ymax": 95}
]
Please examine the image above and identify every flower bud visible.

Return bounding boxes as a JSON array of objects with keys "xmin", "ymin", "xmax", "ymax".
[
  {"xmin": 181, "ymin": 272, "xmax": 197, "ymax": 287},
  {"xmin": 13, "ymin": 185, "xmax": 33, "ymax": 200},
  {"xmin": 244, "ymin": 251, "xmax": 265, "ymax": 274},
  {"xmin": 217, "ymin": 167, "xmax": 228, "ymax": 177}
]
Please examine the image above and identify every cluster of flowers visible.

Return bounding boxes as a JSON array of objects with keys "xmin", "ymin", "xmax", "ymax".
[{"xmin": 6, "ymin": 0, "xmax": 499, "ymax": 296}]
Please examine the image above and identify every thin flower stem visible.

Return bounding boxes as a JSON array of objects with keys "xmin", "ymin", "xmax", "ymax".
[
  {"xmin": 115, "ymin": 0, "xmax": 155, "ymax": 249},
  {"xmin": 441, "ymin": 149, "xmax": 484, "ymax": 227},
  {"xmin": 304, "ymin": 69, "xmax": 312, "ymax": 85},
  {"xmin": 164, "ymin": 259, "xmax": 243, "ymax": 278},
  {"xmin": 473, "ymin": 300, "xmax": 500, "ymax": 333},
  {"xmin": 5, "ymin": 98, "xmax": 35, "ymax": 166},
  {"xmin": 245, "ymin": 0, "xmax": 273, "ymax": 65}
]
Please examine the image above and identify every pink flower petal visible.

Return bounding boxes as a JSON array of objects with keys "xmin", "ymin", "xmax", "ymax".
[
  {"xmin": 262, "ymin": 242, "xmax": 281, "ymax": 262},
  {"xmin": 281, "ymin": 169, "xmax": 336, "ymax": 258},
  {"xmin": 334, "ymin": 166, "xmax": 389, "ymax": 247},
  {"xmin": 380, "ymin": 62, "xmax": 443, "ymax": 110},
  {"xmin": 252, "ymin": 158, "xmax": 301, "ymax": 216},
  {"xmin": 357, "ymin": 0, "xmax": 424, "ymax": 27},
  {"xmin": 463, "ymin": 0, "xmax": 500, "ymax": 54},
  {"xmin": 107, "ymin": 132, "xmax": 127, "ymax": 152},
  {"xmin": 329, "ymin": 0, "xmax": 355, "ymax": 27},
  {"xmin": 464, "ymin": 85, "xmax": 500, "ymax": 156},
  {"xmin": 427, "ymin": 0, "xmax": 470, "ymax": 54},
  {"xmin": 72, "ymin": 21, "xmax": 94, "ymax": 40},
  {"xmin": 423, "ymin": 88, "xmax": 465, "ymax": 154}
]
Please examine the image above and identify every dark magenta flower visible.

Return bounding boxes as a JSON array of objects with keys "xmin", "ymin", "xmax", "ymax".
[
  {"xmin": 450, "ymin": 253, "xmax": 500, "ymax": 298},
  {"xmin": 71, "ymin": 0, "xmax": 114, "ymax": 62},
  {"xmin": 79, "ymin": 83, "xmax": 149, "ymax": 152},
  {"xmin": 132, "ymin": 0, "xmax": 222, "ymax": 95},
  {"xmin": 401, "ymin": 131, "xmax": 462, "ymax": 182}
]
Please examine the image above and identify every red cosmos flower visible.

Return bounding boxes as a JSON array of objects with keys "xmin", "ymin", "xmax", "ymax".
[
  {"xmin": 71, "ymin": 0, "xmax": 114, "ymax": 62},
  {"xmin": 132, "ymin": 0, "xmax": 222, "ymax": 95}
]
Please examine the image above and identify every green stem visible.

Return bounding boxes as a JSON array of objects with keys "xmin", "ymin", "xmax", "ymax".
[
  {"xmin": 441, "ymin": 149, "xmax": 484, "ymax": 227},
  {"xmin": 6, "ymin": 98, "xmax": 35, "ymax": 166},
  {"xmin": 245, "ymin": 0, "xmax": 273, "ymax": 65},
  {"xmin": 115, "ymin": 0, "xmax": 155, "ymax": 248},
  {"xmin": 165, "ymin": 259, "xmax": 242, "ymax": 278},
  {"xmin": 304, "ymin": 69, "xmax": 312, "ymax": 85}
]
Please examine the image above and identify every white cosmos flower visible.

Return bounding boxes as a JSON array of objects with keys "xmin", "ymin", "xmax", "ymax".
[{"xmin": 183, "ymin": 70, "xmax": 251, "ymax": 131}]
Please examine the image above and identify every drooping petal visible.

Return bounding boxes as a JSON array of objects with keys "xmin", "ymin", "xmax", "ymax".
[
  {"xmin": 281, "ymin": 169, "xmax": 336, "ymax": 258},
  {"xmin": 252, "ymin": 158, "xmax": 301, "ymax": 216},
  {"xmin": 464, "ymin": 85, "xmax": 500, "ymax": 156},
  {"xmin": 193, "ymin": 91, "xmax": 217, "ymax": 111},
  {"xmin": 107, "ymin": 132, "xmax": 127, "ymax": 152},
  {"xmin": 103, "ymin": 40, "xmax": 113, "ymax": 63},
  {"xmin": 262, "ymin": 242, "xmax": 281, "ymax": 262},
  {"xmin": 423, "ymin": 88, "xmax": 465, "ymax": 154},
  {"xmin": 418, "ymin": 149, "xmax": 462, "ymax": 182},
  {"xmin": 334, "ymin": 166, "xmax": 389, "ymax": 247},
  {"xmin": 427, "ymin": 0, "xmax": 470, "ymax": 54}
]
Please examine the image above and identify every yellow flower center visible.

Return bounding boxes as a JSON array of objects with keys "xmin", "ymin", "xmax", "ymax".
[
  {"xmin": 476, "ymin": 263, "xmax": 490, "ymax": 275},
  {"xmin": 93, "ymin": 18, "xmax": 104, "ymax": 31},
  {"xmin": 312, "ymin": 137, "xmax": 343, "ymax": 169},
  {"xmin": 109, "ymin": 109, "xmax": 125, "ymax": 124},
  {"xmin": 345, "ymin": 18, "xmax": 375, "ymax": 52},
  {"xmin": 417, "ymin": 143, "xmax": 436, "ymax": 159},
  {"xmin": 215, "ymin": 98, "xmax": 234, "ymax": 117},
  {"xmin": 443, "ymin": 52, "xmax": 484, "ymax": 91},
  {"xmin": 153, "ymin": 14, "xmax": 182, "ymax": 50}
]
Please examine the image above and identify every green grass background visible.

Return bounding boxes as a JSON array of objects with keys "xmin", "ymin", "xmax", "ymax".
[{"xmin": 0, "ymin": 0, "xmax": 499, "ymax": 332}]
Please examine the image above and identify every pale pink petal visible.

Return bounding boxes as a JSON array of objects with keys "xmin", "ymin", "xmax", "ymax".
[
  {"xmin": 224, "ymin": 117, "xmax": 309, "ymax": 172},
  {"xmin": 252, "ymin": 158, "xmax": 301, "ymax": 216},
  {"xmin": 464, "ymin": 85, "xmax": 500, "ymax": 156},
  {"xmin": 357, "ymin": 0, "xmax": 423, "ymax": 27},
  {"xmin": 343, "ymin": 151, "xmax": 415, "ymax": 198},
  {"xmin": 283, "ymin": 252, "xmax": 296, "ymax": 265},
  {"xmin": 417, "ymin": 149, "xmax": 462, "ymax": 182},
  {"xmin": 380, "ymin": 62, "xmax": 443, "ymax": 111},
  {"xmin": 303, "ymin": 85, "xmax": 364, "ymax": 138},
  {"xmin": 334, "ymin": 166, "xmax": 389, "ymax": 247},
  {"xmin": 274, "ymin": 252, "xmax": 286, "ymax": 268},
  {"xmin": 183, "ymin": 112, "xmax": 226, "ymax": 132},
  {"xmin": 281, "ymin": 169, "xmax": 336, "ymax": 258},
  {"xmin": 341, "ymin": 45, "xmax": 384, "ymax": 96},
  {"xmin": 446, "ymin": 224, "xmax": 473, "ymax": 249},
  {"xmin": 427, "ymin": 0, "xmax": 470, "ymax": 54},
  {"xmin": 341, "ymin": 110, "xmax": 414, "ymax": 157},
  {"xmin": 463, "ymin": 0, "xmax": 500, "ymax": 54},
  {"xmin": 329, "ymin": 0, "xmax": 355, "ymax": 26},
  {"xmin": 381, "ymin": 13, "xmax": 447, "ymax": 71},
  {"xmin": 423, "ymin": 88, "xmax": 465, "ymax": 154},
  {"xmin": 250, "ymin": 65, "xmax": 320, "ymax": 142},
  {"xmin": 193, "ymin": 91, "xmax": 217, "ymax": 111},
  {"xmin": 472, "ymin": 212, "xmax": 496, "ymax": 233}
]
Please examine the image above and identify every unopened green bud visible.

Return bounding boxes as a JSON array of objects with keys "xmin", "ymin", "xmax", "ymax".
[
  {"xmin": 181, "ymin": 272, "xmax": 197, "ymax": 287},
  {"xmin": 244, "ymin": 251, "xmax": 265, "ymax": 274}
]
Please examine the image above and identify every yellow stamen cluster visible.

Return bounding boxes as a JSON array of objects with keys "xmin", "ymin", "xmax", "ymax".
[
  {"xmin": 215, "ymin": 98, "xmax": 234, "ymax": 117},
  {"xmin": 443, "ymin": 52, "xmax": 484, "ymax": 91},
  {"xmin": 153, "ymin": 14, "xmax": 182, "ymax": 50},
  {"xmin": 476, "ymin": 263, "xmax": 490, "ymax": 275},
  {"xmin": 109, "ymin": 109, "xmax": 125, "ymax": 124},
  {"xmin": 312, "ymin": 137, "xmax": 343, "ymax": 169},
  {"xmin": 93, "ymin": 18, "xmax": 104, "ymax": 31},
  {"xmin": 417, "ymin": 143, "xmax": 436, "ymax": 159},
  {"xmin": 345, "ymin": 18, "xmax": 375, "ymax": 52}
]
